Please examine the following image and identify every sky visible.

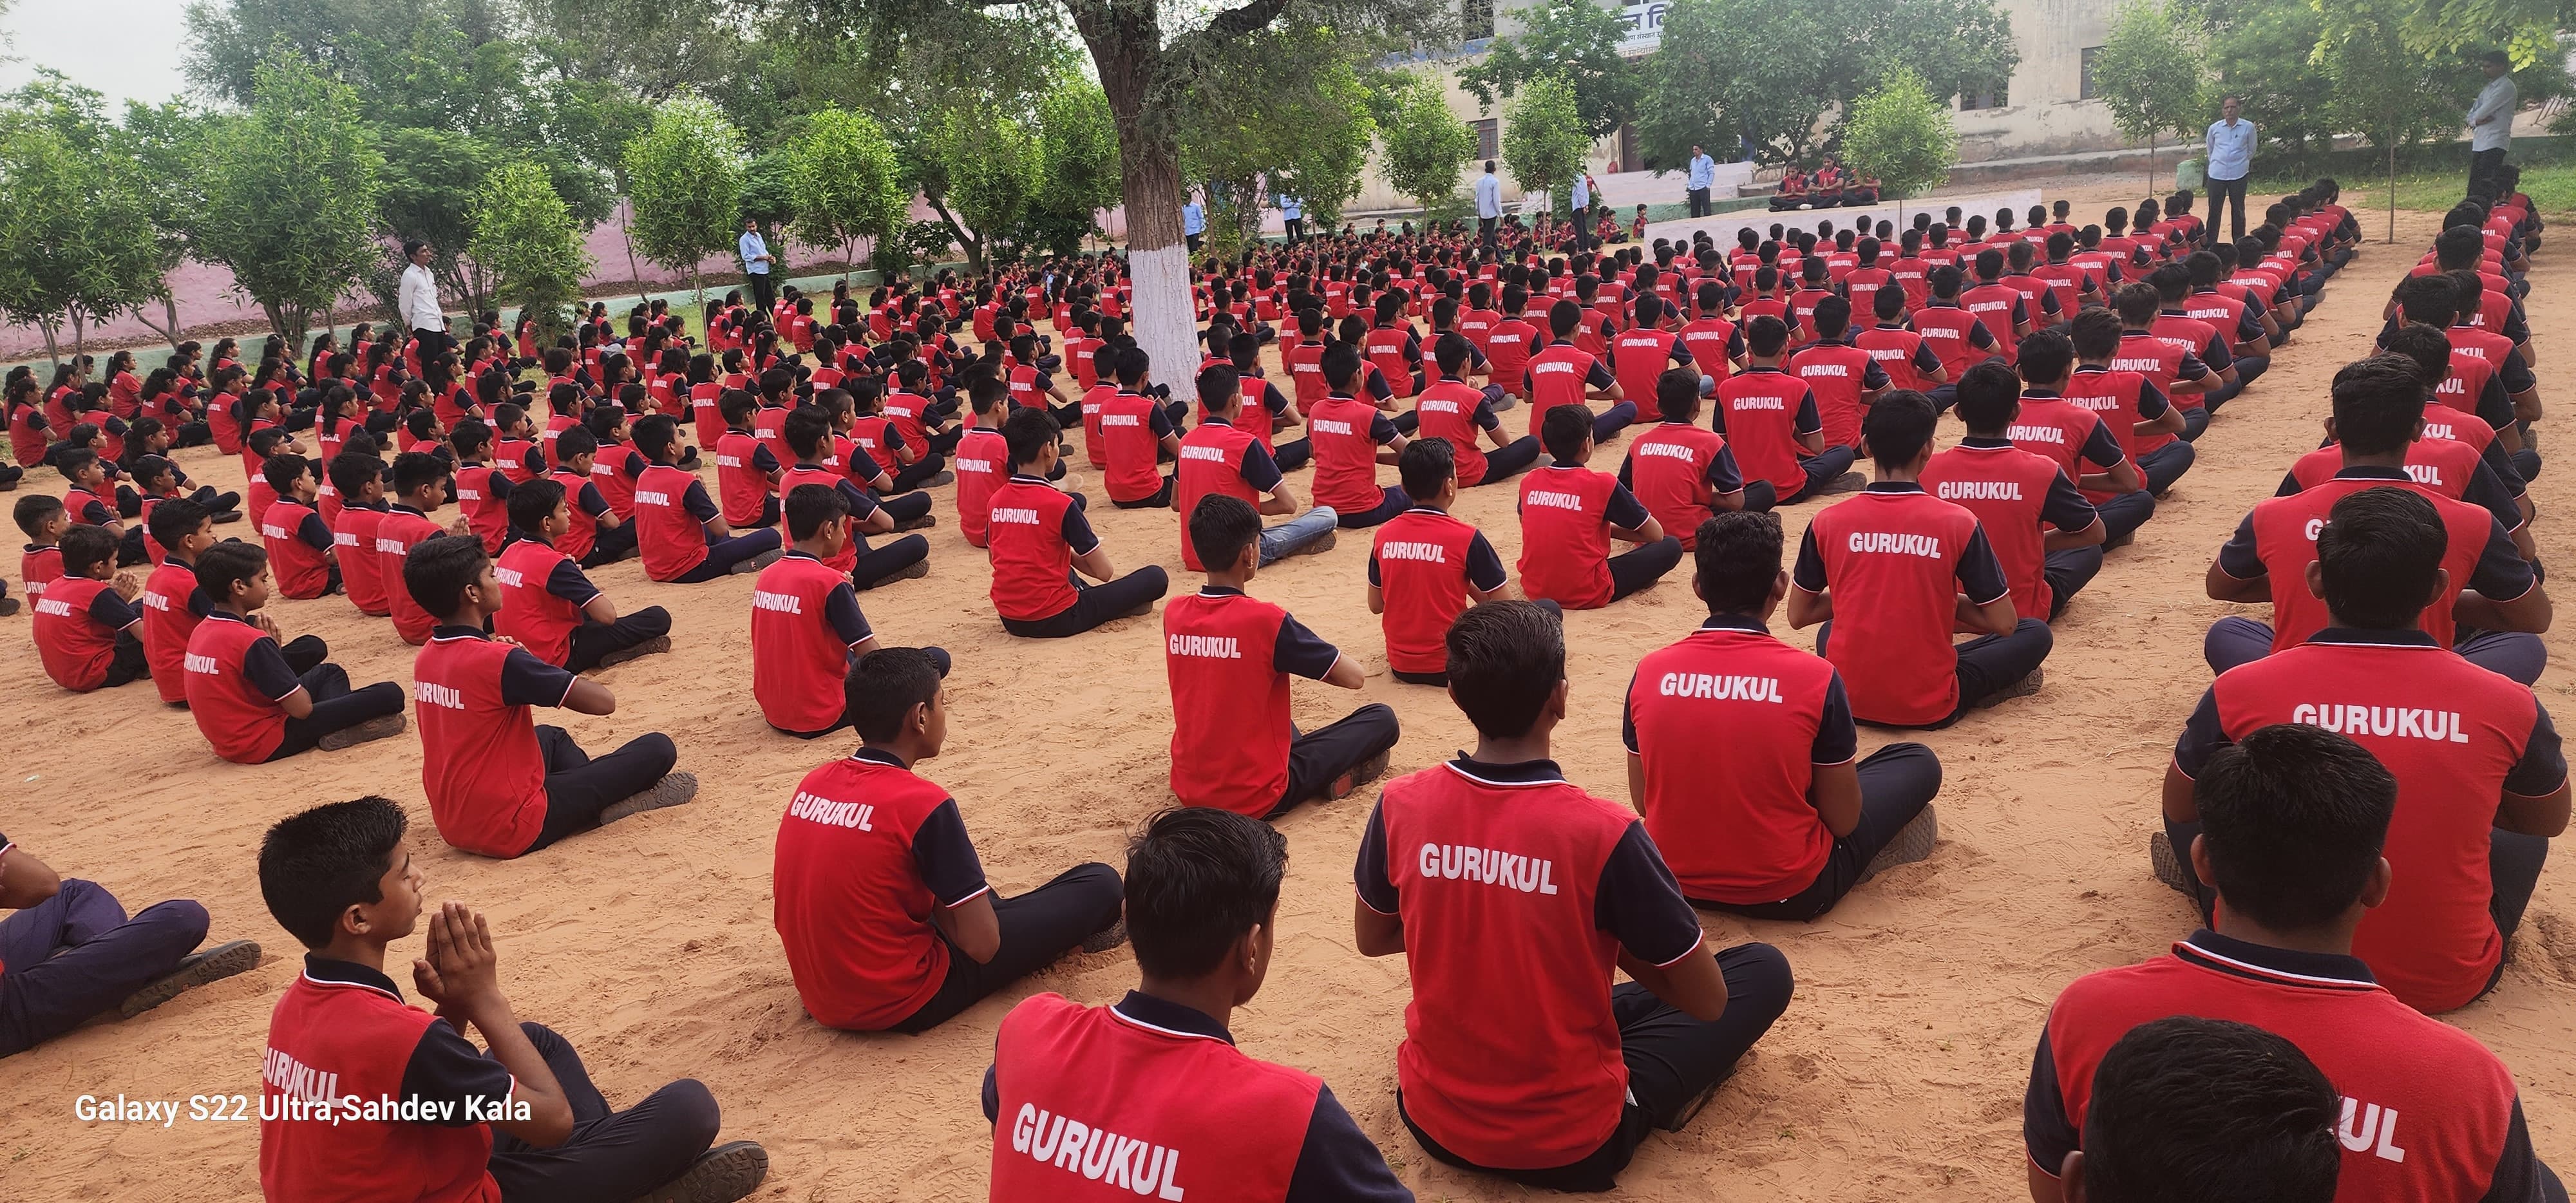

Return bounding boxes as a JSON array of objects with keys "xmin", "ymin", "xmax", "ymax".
[{"xmin": 0, "ymin": 0, "xmax": 196, "ymax": 111}]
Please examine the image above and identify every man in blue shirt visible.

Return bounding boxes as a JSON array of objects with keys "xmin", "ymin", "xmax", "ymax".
[
  {"xmin": 1687, "ymin": 144, "xmax": 1716, "ymax": 218},
  {"xmin": 2202, "ymin": 96, "xmax": 2255, "ymax": 244},
  {"xmin": 1184, "ymin": 198, "xmax": 1206, "ymax": 254},
  {"xmin": 1280, "ymin": 193, "xmax": 1305, "ymax": 244},
  {"xmin": 739, "ymin": 218, "xmax": 775, "ymax": 316},
  {"xmin": 1474, "ymin": 160, "xmax": 1503, "ymax": 249}
]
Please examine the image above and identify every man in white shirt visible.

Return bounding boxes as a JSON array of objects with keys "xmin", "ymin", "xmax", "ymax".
[
  {"xmin": 1569, "ymin": 169, "xmax": 1593, "ymax": 252},
  {"xmin": 399, "ymin": 240, "xmax": 449, "ymax": 359},
  {"xmin": 1686, "ymin": 144, "xmax": 1716, "ymax": 218},
  {"xmin": 2201, "ymin": 96, "xmax": 2255, "ymax": 244},
  {"xmin": 1183, "ymin": 198, "xmax": 1206, "ymax": 254},
  {"xmin": 1280, "ymin": 194, "xmax": 1304, "ymax": 245},
  {"xmin": 1474, "ymin": 161, "xmax": 1503, "ymax": 249},
  {"xmin": 2467, "ymin": 50, "xmax": 2519, "ymax": 200},
  {"xmin": 739, "ymin": 218, "xmax": 775, "ymax": 316}
]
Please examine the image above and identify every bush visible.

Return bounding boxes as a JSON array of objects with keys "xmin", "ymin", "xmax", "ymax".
[{"xmin": 1839, "ymin": 68, "xmax": 1956, "ymax": 201}]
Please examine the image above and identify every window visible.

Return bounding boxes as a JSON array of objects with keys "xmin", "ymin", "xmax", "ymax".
[
  {"xmin": 2080, "ymin": 47, "xmax": 2102, "ymax": 100},
  {"xmin": 1960, "ymin": 84, "xmax": 2009, "ymax": 111},
  {"xmin": 1473, "ymin": 117, "xmax": 1499, "ymax": 161},
  {"xmin": 1461, "ymin": 0, "xmax": 1495, "ymax": 41}
]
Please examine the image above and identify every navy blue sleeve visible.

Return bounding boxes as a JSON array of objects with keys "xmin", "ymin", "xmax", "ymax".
[
  {"xmin": 1861, "ymin": 357, "xmax": 1891, "ymax": 390},
  {"xmin": 1368, "ymin": 413, "xmax": 1399, "ymax": 444},
  {"xmin": 78, "ymin": 498, "xmax": 113, "ymax": 526},
  {"xmin": 1605, "ymin": 483, "xmax": 1651, "ymax": 531},
  {"xmin": 2215, "ymin": 511, "xmax": 2264, "ymax": 579},
  {"xmin": 833, "ymin": 478, "xmax": 880, "ymax": 520},
  {"xmin": 1793, "ymin": 391, "xmax": 1822, "ymax": 436},
  {"xmin": 397, "ymin": 1019, "xmax": 523, "ymax": 1127},
  {"xmin": 1792, "ymin": 525, "xmax": 1828, "ymax": 591},
  {"xmin": 2467, "ymin": 518, "xmax": 2537, "ymax": 601},
  {"xmin": 845, "ymin": 445, "xmax": 886, "ymax": 483},
  {"xmin": 2236, "ymin": 305, "xmax": 2265, "ymax": 344},
  {"xmin": 1814, "ymin": 672, "xmax": 1858, "ymax": 764},
  {"xmin": 1463, "ymin": 531, "xmax": 1508, "ymax": 592},
  {"xmin": 1354, "ymin": 801, "xmax": 1397, "ymax": 914},
  {"xmin": 2497, "ymin": 350, "xmax": 2537, "ymax": 395},
  {"xmin": 883, "ymin": 426, "xmax": 909, "ymax": 455},
  {"xmin": 2079, "ymin": 420, "xmax": 2126, "ymax": 469},
  {"xmin": 2136, "ymin": 379, "xmax": 2171, "ymax": 420},
  {"xmin": 1669, "ymin": 340, "xmax": 1694, "ymax": 366},
  {"xmin": 2463, "ymin": 458, "xmax": 2526, "ymax": 531},
  {"xmin": 2479, "ymin": 437, "xmax": 2528, "ymax": 493},
  {"xmin": 752, "ymin": 444, "xmax": 781, "ymax": 474},
  {"xmin": 1264, "ymin": 382, "xmax": 1290, "ymax": 416},
  {"xmin": 89, "ymin": 589, "xmax": 141, "ymax": 630},
  {"xmin": 2477, "ymin": 374, "xmax": 2516, "ymax": 431},
  {"xmin": 2040, "ymin": 471, "xmax": 2099, "ymax": 533},
  {"xmin": 2172, "ymin": 687, "xmax": 2230, "ymax": 779},
  {"xmin": 1273, "ymin": 612, "xmax": 1344, "ymax": 680},
  {"xmin": 1593, "ymin": 822, "xmax": 1705, "ymax": 965},
  {"xmin": 1365, "ymin": 368, "xmax": 1393, "ymax": 402},
  {"xmin": 240, "ymin": 635, "xmax": 302, "ymax": 701},
  {"xmin": 2505, "ymin": 703, "xmax": 2566, "ymax": 798},
  {"xmin": 1965, "ymin": 320, "xmax": 1995, "ymax": 350},
  {"xmin": 1955, "ymin": 526, "xmax": 2011, "ymax": 604},
  {"xmin": 1148, "ymin": 404, "xmax": 1175, "ymax": 438},
  {"xmin": 1585, "ymin": 357, "xmax": 1615, "ymax": 390},
  {"xmin": 521, "ymin": 446, "xmax": 545, "ymax": 478},
  {"xmin": 545, "ymin": 558, "xmax": 601, "ymax": 607},
  {"xmin": 497, "ymin": 645, "xmax": 578, "ymax": 708},
  {"xmin": 576, "ymin": 482, "xmax": 611, "ymax": 519},
  {"xmin": 822, "ymin": 583, "xmax": 873, "ymax": 646},
  {"xmin": 2175, "ymin": 350, "xmax": 2210, "ymax": 383},
  {"xmin": 1912, "ymin": 343, "xmax": 1942, "ymax": 375},
  {"xmin": 1061, "ymin": 500, "xmax": 1101, "ymax": 556},
  {"xmin": 681, "ymin": 479, "xmax": 718, "ymax": 523},
  {"xmin": 910, "ymin": 799, "xmax": 991, "ymax": 907},
  {"xmin": 1707, "ymin": 446, "xmax": 1745, "ymax": 495},
  {"xmin": 1242, "ymin": 442, "xmax": 1284, "ymax": 494},
  {"xmin": 1284, "ymin": 1085, "xmax": 1415, "ymax": 1203},
  {"xmin": 298, "ymin": 512, "xmax": 334, "ymax": 552},
  {"xmin": 2024, "ymin": 1024, "xmax": 2078, "ymax": 1179}
]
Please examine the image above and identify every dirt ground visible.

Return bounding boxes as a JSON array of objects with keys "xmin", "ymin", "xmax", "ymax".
[{"xmin": 5, "ymin": 177, "xmax": 2571, "ymax": 1200}]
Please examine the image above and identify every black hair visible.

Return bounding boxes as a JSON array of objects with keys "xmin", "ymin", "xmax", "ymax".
[
  {"xmin": 1002, "ymin": 407, "xmax": 1059, "ymax": 469},
  {"xmin": 2329, "ymin": 355, "xmax": 2428, "ymax": 457},
  {"xmin": 260, "ymin": 795, "xmax": 412, "ymax": 949},
  {"xmin": 2392, "ymin": 274, "xmax": 2457, "ymax": 327},
  {"xmin": 632, "ymin": 414, "xmax": 680, "ymax": 461},
  {"xmin": 55, "ymin": 447, "xmax": 97, "ymax": 482},
  {"xmin": 451, "ymin": 417, "xmax": 493, "ymax": 458},
  {"xmin": 2197, "ymin": 721, "xmax": 2398, "ymax": 931},
  {"xmin": 2112, "ymin": 283, "xmax": 2161, "ymax": 325},
  {"xmin": 2070, "ymin": 308, "xmax": 2124, "ymax": 359},
  {"xmin": 2018, "ymin": 328, "xmax": 2074, "ymax": 385},
  {"xmin": 2379, "ymin": 324, "xmax": 2452, "ymax": 390},
  {"xmin": 1398, "ymin": 436, "xmax": 1456, "ymax": 502},
  {"xmin": 1953, "ymin": 361, "xmax": 2022, "ymax": 433},
  {"xmin": 1873, "ymin": 285, "xmax": 1906, "ymax": 321},
  {"xmin": 1113, "ymin": 345, "xmax": 1151, "ymax": 387},
  {"xmin": 261, "ymin": 453, "xmax": 312, "ymax": 494},
  {"xmin": 2080, "ymin": 1016, "xmax": 2340, "ymax": 1203},
  {"xmin": 1188, "ymin": 493, "xmax": 1262, "ymax": 572},
  {"xmin": 327, "ymin": 451, "xmax": 380, "ymax": 498},
  {"xmin": 1540, "ymin": 403, "xmax": 1592, "ymax": 462},
  {"xmin": 784, "ymin": 408, "xmax": 831, "ymax": 460},
  {"xmin": 1861, "ymin": 390, "xmax": 1937, "ymax": 468},
  {"xmin": 1125, "ymin": 806, "xmax": 1289, "ymax": 980},
  {"xmin": 1320, "ymin": 341, "xmax": 1363, "ymax": 391},
  {"xmin": 1927, "ymin": 265, "xmax": 1962, "ymax": 298},
  {"xmin": 59, "ymin": 522, "xmax": 117, "ymax": 575},
  {"xmin": 846, "ymin": 647, "xmax": 943, "ymax": 742},
  {"xmin": 2318, "ymin": 484, "xmax": 2448, "ymax": 629},
  {"xmin": 392, "ymin": 450, "xmax": 450, "ymax": 499},
  {"xmin": 784, "ymin": 482, "xmax": 848, "ymax": 541},
  {"xmin": 1197, "ymin": 363, "xmax": 1241, "ymax": 415},
  {"xmin": 1745, "ymin": 315, "xmax": 1790, "ymax": 357},
  {"xmin": 554, "ymin": 424, "xmax": 599, "ymax": 462},
  {"xmin": 507, "ymin": 475, "xmax": 566, "ymax": 533},
  {"xmin": 1693, "ymin": 510, "xmax": 1783, "ymax": 616},
  {"xmin": 193, "ymin": 539, "xmax": 268, "ymax": 600},
  {"xmin": 402, "ymin": 533, "xmax": 487, "ymax": 618},
  {"xmin": 146, "ymin": 495, "xmax": 211, "ymax": 553},
  {"xmin": 1444, "ymin": 600, "xmax": 1564, "ymax": 737},
  {"xmin": 719, "ymin": 389, "xmax": 757, "ymax": 428},
  {"xmin": 1654, "ymin": 366, "xmax": 1701, "ymax": 423}
]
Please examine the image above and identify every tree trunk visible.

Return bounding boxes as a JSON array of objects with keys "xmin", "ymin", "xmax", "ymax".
[
  {"xmin": 69, "ymin": 308, "xmax": 86, "ymax": 360},
  {"xmin": 2386, "ymin": 138, "xmax": 2398, "ymax": 245},
  {"xmin": 621, "ymin": 198, "xmax": 650, "ymax": 304},
  {"xmin": 2146, "ymin": 133, "xmax": 2156, "ymax": 195},
  {"xmin": 39, "ymin": 321, "xmax": 59, "ymax": 368},
  {"xmin": 1078, "ymin": 3, "xmax": 1197, "ymax": 395}
]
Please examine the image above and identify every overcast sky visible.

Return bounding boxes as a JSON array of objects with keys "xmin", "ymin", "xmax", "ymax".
[{"xmin": 0, "ymin": 0, "xmax": 196, "ymax": 111}]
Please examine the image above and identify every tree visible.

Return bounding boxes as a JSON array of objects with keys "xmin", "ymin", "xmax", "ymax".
[
  {"xmin": 621, "ymin": 90, "xmax": 744, "ymax": 307},
  {"xmin": 1636, "ymin": 0, "xmax": 2016, "ymax": 168},
  {"xmin": 919, "ymin": 100, "xmax": 1037, "ymax": 270},
  {"xmin": 469, "ymin": 158, "xmax": 594, "ymax": 343},
  {"xmin": 1025, "ymin": 81, "xmax": 1122, "ymax": 256},
  {"xmin": 1456, "ymin": 0, "xmax": 1638, "ymax": 144},
  {"xmin": 1839, "ymin": 68, "xmax": 1956, "ymax": 211},
  {"xmin": 0, "ymin": 74, "xmax": 166, "ymax": 361},
  {"xmin": 2198, "ymin": 0, "xmax": 2339, "ymax": 164},
  {"xmin": 2315, "ymin": 0, "xmax": 2478, "ymax": 242},
  {"xmin": 192, "ymin": 53, "xmax": 385, "ymax": 352},
  {"xmin": 2091, "ymin": 0, "xmax": 2208, "ymax": 191},
  {"xmin": 1182, "ymin": 23, "xmax": 1382, "ymax": 246},
  {"xmin": 1503, "ymin": 73, "xmax": 1589, "ymax": 213},
  {"xmin": 120, "ymin": 100, "xmax": 215, "ymax": 351},
  {"xmin": 1381, "ymin": 73, "xmax": 1477, "ymax": 211},
  {"xmin": 786, "ymin": 106, "xmax": 910, "ymax": 279}
]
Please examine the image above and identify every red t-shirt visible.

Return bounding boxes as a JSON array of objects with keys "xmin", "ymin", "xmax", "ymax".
[
  {"xmin": 2216, "ymin": 471, "xmax": 2528, "ymax": 652},
  {"xmin": 750, "ymin": 551, "xmax": 873, "ymax": 734},
  {"xmin": 334, "ymin": 504, "xmax": 392, "ymax": 616},
  {"xmin": 1620, "ymin": 422, "xmax": 1743, "ymax": 550},
  {"xmin": 1307, "ymin": 395, "xmax": 1399, "ymax": 515},
  {"xmin": 1714, "ymin": 367, "xmax": 1823, "ymax": 497},
  {"xmin": 260, "ymin": 969, "xmax": 501, "ymax": 1203},
  {"xmin": 986, "ymin": 477, "xmax": 1090, "ymax": 623},
  {"xmin": 411, "ymin": 628, "xmax": 572, "ymax": 858},
  {"xmin": 141, "ymin": 557, "xmax": 207, "ymax": 704},
  {"xmin": 184, "ymin": 611, "xmax": 299, "ymax": 763},
  {"xmin": 260, "ymin": 500, "xmax": 335, "ymax": 600},
  {"xmin": 952, "ymin": 429, "xmax": 1010, "ymax": 549},
  {"xmin": 1370, "ymin": 507, "xmax": 1506, "ymax": 674},
  {"xmin": 1099, "ymin": 391, "xmax": 1174, "ymax": 504},
  {"xmin": 1517, "ymin": 462, "xmax": 1649, "ymax": 610},
  {"xmin": 1786, "ymin": 340, "xmax": 1889, "ymax": 450},
  {"xmin": 1794, "ymin": 485, "xmax": 2011, "ymax": 725},
  {"xmin": 1522, "ymin": 343, "xmax": 1614, "ymax": 439},
  {"xmin": 1163, "ymin": 587, "xmax": 1343, "ymax": 815},
  {"xmin": 631, "ymin": 464, "xmax": 714, "ymax": 583}
]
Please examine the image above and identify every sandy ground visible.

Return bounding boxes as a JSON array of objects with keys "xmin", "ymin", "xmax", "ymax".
[{"xmin": 5, "ymin": 177, "xmax": 2572, "ymax": 1200}]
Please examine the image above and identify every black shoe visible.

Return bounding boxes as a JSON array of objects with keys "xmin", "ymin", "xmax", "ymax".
[
  {"xmin": 120, "ymin": 940, "xmax": 261, "ymax": 1018},
  {"xmin": 634, "ymin": 1141, "xmax": 769, "ymax": 1203}
]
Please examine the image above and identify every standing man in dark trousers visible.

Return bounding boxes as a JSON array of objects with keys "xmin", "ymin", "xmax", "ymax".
[
  {"xmin": 739, "ymin": 218, "xmax": 776, "ymax": 317},
  {"xmin": 2201, "ymin": 97, "xmax": 2254, "ymax": 245},
  {"xmin": 1685, "ymin": 144, "xmax": 1716, "ymax": 219},
  {"xmin": 399, "ymin": 240, "xmax": 452, "ymax": 361},
  {"xmin": 2467, "ymin": 50, "xmax": 2518, "ymax": 198},
  {"xmin": 1280, "ymin": 193, "xmax": 1305, "ymax": 245},
  {"xmin": 1475, "ymin": 161, "xmax": 1503, "ymax": 251}
]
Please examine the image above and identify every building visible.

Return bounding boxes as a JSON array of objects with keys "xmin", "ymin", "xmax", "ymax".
[{"xmin": 1347, "ymin": 0, "xmax": 2122, "ymax": 213}]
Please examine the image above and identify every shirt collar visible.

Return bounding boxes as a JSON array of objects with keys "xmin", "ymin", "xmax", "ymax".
[
  {"xmin": 1445, "ymin": 754, "xmax": 1567, "ymax": 785},
  {"xmin": 1110, "ymin": 991, "xmax": 1235, "ymax": 1044},
  {"xmin": 2022, "ymin": 388, "xmax": 2062, "ymax": 399},
  {"xmin": 430, "ymin": 623, "xmax": 490, "ymax": 641},
  {"xmin": 204, "ymin": 609, "xmax": 249, "ymax": 625},
  {"xmin": 302, "ymin": 953, "xmax": 405, "ymax": 1001},
  {"xmin": 2332, "ymin": 464, "xmax": 2410, "ymax": 482},
  {"xmin": 1007, "ymin": 473, "xmax": 1050, "ymax": 484},
  {"xmin": 781, "ymin": 549, "xmax": 821, "ymax": 564},
  {"xmin": 1960, "ymin": 435, "xmax": 2014, "ymax": 448},
  {"xmin": 1197, "ymin": 585, "xmax": 1245, "ymax": 598},
  {"xmin": 850, "ymin": 746, "xmax": 909, "ymax": 768},
  {"xmin": 2181, "ymin": 930, "xmax": 2376, "ymax": 987},
  {"xmin": 2306, "ymin": 626, "xmax": 2439, "ymax": 648},
  {"xmin": 391, "ymin": 504, "xmax": 426, "ymax": 516},
  {"xmin": 1865, "ymin": 480, "xmax": 1922, "ymax": 493},
  {"xmin": 1698, "ymin": 612, "xmax": 1770, "ymax": 633}
]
